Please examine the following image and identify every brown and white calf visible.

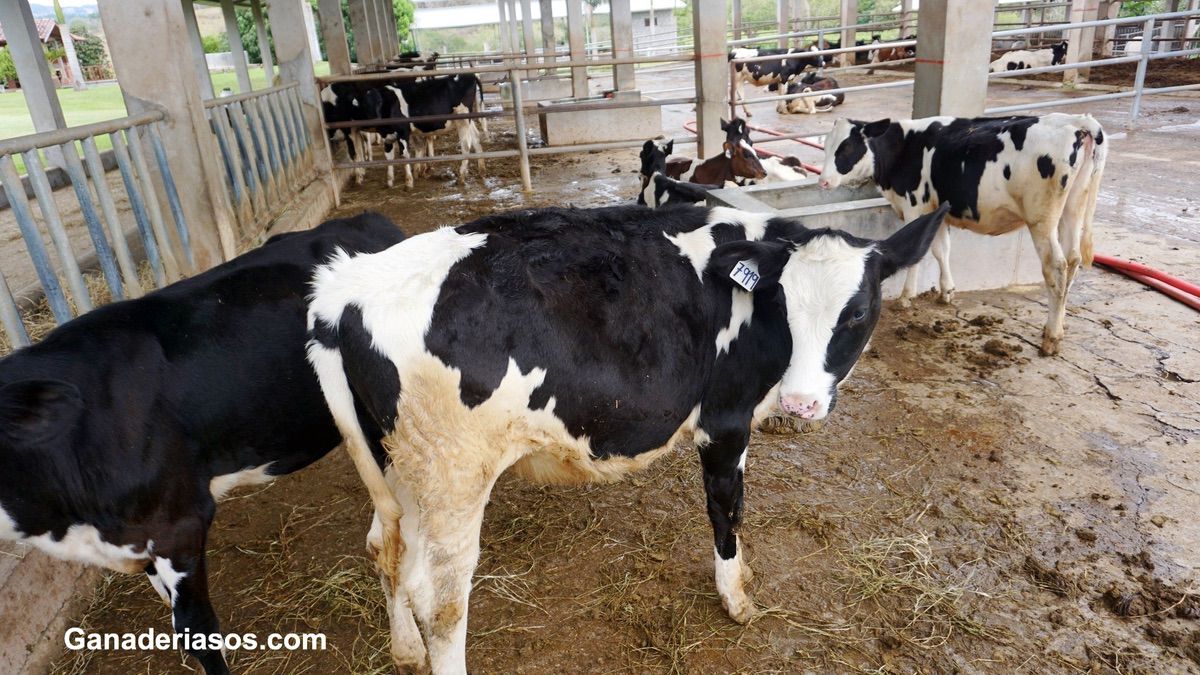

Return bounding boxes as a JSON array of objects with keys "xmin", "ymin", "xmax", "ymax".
[
  {"xmin": 307, "ymin": 203, "xmax": 948, "ymax": 674},
  {"xmin": 819, "ymin": 114, "xmax": 1108, "ymax": 355},
  {"xmin": 637, "ymin": 120, "xmax": 768, "ymax": 208}
]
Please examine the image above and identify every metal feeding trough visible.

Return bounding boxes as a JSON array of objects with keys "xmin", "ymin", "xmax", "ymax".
[
  {"xmin": 707, "ymin": 178, "xmax": 1044, "ymax": 298},
  {"xmin": 536, "ymin": 90, "xmax": 662, "ymax": 146}
]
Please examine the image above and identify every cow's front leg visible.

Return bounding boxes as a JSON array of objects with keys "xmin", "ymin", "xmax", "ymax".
[
  {"xmin": 699, "ymin": 438, "xmax": 756, "ymax": 624},
  {"xmin": 931, "ymin": 221, "xmax": 955, "ymax": 304},
  {"xmin": 156, "ymin": 516, "xmax": 229, "ymax": 675}
]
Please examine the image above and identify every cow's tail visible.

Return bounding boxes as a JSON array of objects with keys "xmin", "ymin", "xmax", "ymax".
[
  {"xmin": 306, "ymin": 285, "xmax": 406, "ymax": 587},
  {"xmin": 1079, "ymin": 117, "xmax": 1108, "ymax": 267}
]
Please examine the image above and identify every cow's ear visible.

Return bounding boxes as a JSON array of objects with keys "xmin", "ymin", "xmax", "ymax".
[
  {"xmin": 706, "ymin": 240, "xmax": 790, "ymax": 292},
  {"xmin": 878, "ymin": 203, "xmax": 950, "ymax": 279},
  {"xmin": 862, "ymin": 119, "xmax": 891, "ymax": 137},
  {"xmin": 0, "ymin": 379, "xmax": 83, "ymax": 444},
  {"xmin": 720, "ymin": 118, "xmax": 730, "ymax": 131},
  {"xmin": 665, "ymin": 140, "xmax": 674, "ymax": 155}
]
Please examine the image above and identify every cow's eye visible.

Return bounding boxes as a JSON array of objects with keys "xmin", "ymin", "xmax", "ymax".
[{"xmin": 851, "ymin": 308, "xmax": 867, "ymax": 323}]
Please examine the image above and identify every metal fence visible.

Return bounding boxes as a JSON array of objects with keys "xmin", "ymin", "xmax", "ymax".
[
  {"xmin": 728, "ymin": 8, "xmax": 1200, "ymax": 126},
  {"xmin": 318, "ymin": 53, "xmax": 700, "ymax": 194},
  {"xmin": 0, "ymin": 111, "xmax": 195, "ymax": 348},
  {"xmin": 204, "ymin": 82, "xmax": 316, "ymax": 243}
]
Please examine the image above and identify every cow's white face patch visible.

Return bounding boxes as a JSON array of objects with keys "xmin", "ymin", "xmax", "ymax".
[
  {"xmin": 320, "ymin": 86, "xmax": 337, "ymax": 105},
  {"xmin": 819, "ymin": 119, "xmax": 873, "ymax": 188},
  {"xmin": 776, "ymin": 236, "xmax": 870, "ymax": 420}
]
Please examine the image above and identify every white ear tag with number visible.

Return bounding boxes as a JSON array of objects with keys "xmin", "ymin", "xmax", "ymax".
[{"xmin": 730, "ymin": 260, "xmax": 760, "ymax": 292}]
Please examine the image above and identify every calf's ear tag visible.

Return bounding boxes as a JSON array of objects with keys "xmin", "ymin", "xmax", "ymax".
[{"xmin": 730, "ymin": 260, "xmax": 760, "ymax": 292}]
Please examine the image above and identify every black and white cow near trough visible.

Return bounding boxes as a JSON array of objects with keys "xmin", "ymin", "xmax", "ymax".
[
  {"xmin": 989, "ymin": 41, "xmax": 1069, "ymax": 72},
  {"xmin": 776, "ymin": 72, "xmax": 845, "ymax": 115},
  {"xmin": 818, "ymin": 114, "xmax": 1107, "ymax": 355},
  {"xmin": 384, "ymin": 73, "xmax": 488, "ymax": 184},
  {"xmin": 637, "ymin": 120, "xmax": 767, "ymax": 207},
  {"xmin": 728, "ymin": 46, "xmax": 824, "ymax": 117},
  {"xmin": 307, "ymin": 202, "xmax": 950, "ymax": 674},
  {"xmin": 0, "ymin": 213, "xmax": 405, "ymax": 675}
]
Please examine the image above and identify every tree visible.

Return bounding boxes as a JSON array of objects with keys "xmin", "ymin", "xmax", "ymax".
[
  {"xmin": 394, "ymin": 0, "xmax": 415, "ymax": 50},
  {"xmin": 236, "ymin": 7, "xmax": 271, "ymax": 64},
  {"xmin": 0, "ymin": 47, "xmax": 17, "ymax": 85},
  {"xmin": 202, "ymin": 34, "xmax": 229, "ymax": 54},
  {"xmin": 67, "ymin": 22, "xmax": 108, "ymax": 67}
]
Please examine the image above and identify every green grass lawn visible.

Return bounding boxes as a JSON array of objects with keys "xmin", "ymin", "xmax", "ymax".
[{"xmin": 0, "ymin": 62, "xmax": 330, "ymax": 173}]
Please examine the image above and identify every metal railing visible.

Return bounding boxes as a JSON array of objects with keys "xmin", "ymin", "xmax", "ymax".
[
  {"xmin": 204, "ymin": 82, "xmax": 315, "ymax": 242},
  {"xmin": 0, "ymin": 111, "xmax": 195, "ymax": 348},
  {"xmin": 318, "ymin": 54, "xmax": 699, "ymax": 193},
  {"xmin": 728, "ymin": 8, "xmax": 1200, "ymax": 125}
]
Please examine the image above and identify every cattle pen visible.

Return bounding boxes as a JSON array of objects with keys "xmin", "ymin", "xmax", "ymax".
[{"xmin": 0, "ymin": 0, "xmax": 1198, "ymax": 673}]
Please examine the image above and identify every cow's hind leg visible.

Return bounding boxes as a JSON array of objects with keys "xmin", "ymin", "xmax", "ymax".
[
  {"xmin": 1030, "ymin": 221, "xmax": 1069, "ymax": 356},
  {"xmin": 931, "ymin": 221, "xmax": 955, "ymax": 304},
  {"xmin": 370, "ymin": 508, "xmax": 426, "ymax": 671},
  {"xmin": 699, "ymin": 434, "xmax": 756, "ymax": 624}
]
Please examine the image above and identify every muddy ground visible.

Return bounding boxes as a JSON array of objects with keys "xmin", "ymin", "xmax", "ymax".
[{"xmin": 47, "ymin": 77, "xmax": 1200, "ymax": 674}]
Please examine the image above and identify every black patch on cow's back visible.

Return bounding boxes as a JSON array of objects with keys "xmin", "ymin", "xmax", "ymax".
[
  {"xmin": 1004, "ymin": 117, "xmax": 1038, "ymax": 151},
  {"xmin": 1037, "ymin": 155, "xmax": 1055, "ymax": 179},
  {"xmin": 336, "ymin": 305, "xmax": 401, "ymax": 433},
  {"xmin": 1061, "ymin": 174, "xmax": 1068, "ymax": 188},
  {"xmin": 1069, "ymin": 130, "xmax": 1085, "ymax": 166},
  {"xmin": 1003, "ymin": 164, "xmax": 1012, "ymax": 180}
]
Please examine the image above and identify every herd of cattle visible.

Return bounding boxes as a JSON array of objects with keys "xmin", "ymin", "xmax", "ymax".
[{"xmin": 0, "ymin": 41, "xmax": 1109, "ymax": 675}]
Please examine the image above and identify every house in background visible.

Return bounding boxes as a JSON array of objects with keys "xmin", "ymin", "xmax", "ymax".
[{"xmin": 0, "ymin": 17, "xmax": 88, "ymax": 88}]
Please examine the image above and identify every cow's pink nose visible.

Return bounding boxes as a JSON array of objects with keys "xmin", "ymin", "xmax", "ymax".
[
  {"xmin": 780, "ymin": 395, "xmax": 821, "ymax": 419},
  {"xmin": 818, "ymin": 179, "xmax": 831, "ymax": 189}
]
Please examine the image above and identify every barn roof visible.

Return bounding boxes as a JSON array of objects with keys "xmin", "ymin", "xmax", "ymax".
[{"xmin": 0, "ymin": 19, "xmax": 86, "ymax": 47}]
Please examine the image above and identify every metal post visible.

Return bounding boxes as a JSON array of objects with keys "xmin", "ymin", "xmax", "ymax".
[
  {"xmin": 110, "ymin": 131, "xmax": 167, "ymax": 288},
  {"xmin": 566, "ymin": 0, "xmax": 587, "ymax": 96},
  {"xmin": 521, "ymin": 0, "xmax": 538, "ymax": 64},
  {"xmin": 540, "ymin": 0, "xmax": 556, "ymax": 69},
  {"xmin": 1129, "ymin": 18, "xmax": 1154, "ymax": 123},
  {"xmin": 611, "ymin": 0, "xmax": 634, "ymax": 89},
  {"xmin": 147, "ymin": 125, "xmax": 195, "ymax": 272},
  {"xmin": 318, "ymin": 0, "xmax": 353, "ymax": 74},
  {"xmin": 0, "ymin": 155, "xmax": 72, "ymax": 323},
  {"xmin": 509, "ymin": 67, "xmax": 533, "ymax": 192},
  {"xmin": 0, "ymin": 271, "xmax": 30, "ymax": 348},
  {"xmin": 733, "ymin": 0, "xmax": 743, "ymax": 40},
  {"xmin": 125, "ymin": 128, "xmax": 183, "ymax": 280},
  {"xmin": 81, "ymin": 135, "xmax": 144, "ymax": 297},
  {"xmin": 498, "ymin": 0, "xmax": 513, "ymax": 54},
  {"xmin": 252, "ymin": 0, "xmax": 276, "ymax": 82},
  {"xmin": 58, "ymin": 142, "xmax": 124, "ymax": 296},
  {"xmin": 693, "ymin": 0, "xmax": 727, "ymax": 157},
  {"xmin": 779, "ymin": 0, "xmax": 792, "ymax": 49},
  {"xmin": 22, "ymin": 151, "xmax": 92, "ymax": 312}
]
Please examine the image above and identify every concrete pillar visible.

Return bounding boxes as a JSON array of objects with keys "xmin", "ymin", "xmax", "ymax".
[
  {"xmin": 221, "ymin": 0, "xmax": 253, "ymax": 92},
  {"xmin": 386, "ymin": 0, "xmax": 401, "ymax": 54},
  {"xmin": 732, "ymin": 0, "xmax": 742, "ymax": 40},
  {"xmin": 317, "ymin": 0, "xmax": 352, "ymax": 74},
  {"xmin": 181, "ymin": 0, "xmax": 215, "ymax": 98},
  {"xmin": 540, "ymin": 0, "xmax": 556, "ymax": 66},
  {"xmin": 268, "ymin": 0, "xmax": 331, "ymax": 185},
  {"xmin": 566, "ymin": 0, "xmax": 587, "ymax": 96},
  {"xmin": 365, "ymin": 0, "xmax": 384, "ymax": 63},
  {"xmin": 692, "ymin": 0, "xmax": 726, "ymax": 157},
  {"xmin": 251, "ymin": 0, "xmax": 275, "ymax": 82},
  {"xmin": 348, "ymin": 0, "xmax": 374, "ymax": 65},
  {"xmin": 97, "ymin": 0, "xmax": 237, "ymax": 267},
  {"xmin": 1187, "ymin": 0, "xmax": 1199, "ymax": 55},
  {"xmin": 1064, "ymin": 0, "xmax": 1100, "ymax": 84},
  {"xmin": 912, "ymin": 0, "xmax": 994, "ymax": 118},
  {"xmin": 899, "ymin": 0, "xmax": 913, "ymax": 35},
  {"xmin": 60, "ymin": 28, "xmax": 87, "ymax": 91},
  {"xmin": 611, "ymin": 0, "xmax": 634, "ymax": 89},
  {"xmin": 507, "ymin": 0, "xmax": 522, "ymax": 56},
  {"xmin": 303, "ymin": 0, "xmax": 323, "ymax": 65},
  {"xmin": 778, "ymin": 0, "xmax": 792, "ymax": 49},
  {"xmin": 520, "ymin": 0, "xmax": 537, "ymax": 63},
  {"xmin": 498, "ymin": 0, "xmax": 512, "ymax": 53},
  {"xmin": 0, "ymin": 1, "xmax": 68, "ymax": 153},
  {"xmin": 373, "ymin": 0, "xmax": 392, "ymax": 61},
  {"xmin": 839, "ymin": 0, "xmax": 857, "ymax": 67}
]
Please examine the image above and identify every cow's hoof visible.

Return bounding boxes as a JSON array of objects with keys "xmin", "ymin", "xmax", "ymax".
[
  {"xmin": 937, "ymin": 289, "xmax": 956, "ymax": 305},
  {"xmin": 390, "ymin": 657, "xmax": 430, "ymax": 675},
  {"xmin": 896, "ymin": 296, "xmax": 914, "ymax": 309},
  {"xmin": 723, "ymin": 595, "xmax": 758, "ymax": 625},
  {"xmin": 1039, "ymin": 334, "xmax": 1061, "ymax": 357}
]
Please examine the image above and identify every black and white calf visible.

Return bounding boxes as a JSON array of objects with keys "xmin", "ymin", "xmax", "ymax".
[
  {"xmin": 728, "ymin": 46, "xmax": 824, "ymax": 117},
  {"xmin": 0, "ymin": 213, "xmax": 404, "ymax": 675},
  {"xmin": 389, "ymin": 73, "xmax": 487, "ymax": 183},
  {"xmin": 989, "ymin": 41, "xmax": 1068, "ymax": 72},
  {"xmin": 776, "ymin": 72, "xmax": 844, "ymax": 115},
  {"xmin": 307, "ymin": 202, "xmax": 949, "ymax": 674},
  {"xmin": 637, "ymin": 121, "xmax": 767, "ymax": 207},
  {"xmin": 819, "ymin": 114, "xmax": 1107, "ymax": 355}
]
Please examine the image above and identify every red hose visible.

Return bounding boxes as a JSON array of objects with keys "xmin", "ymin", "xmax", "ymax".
[{"xmin": 1094, "ymin": 255, "xmax": 1200, "ymax": 312}]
